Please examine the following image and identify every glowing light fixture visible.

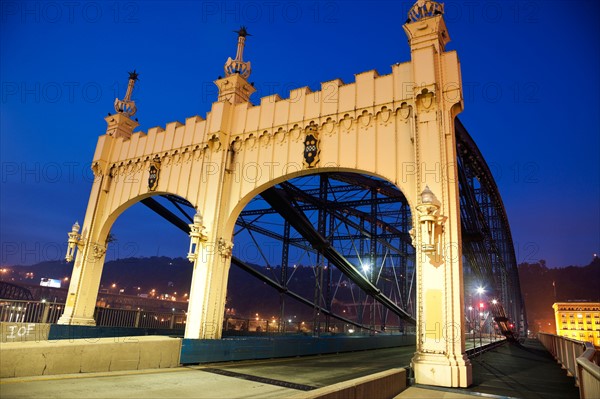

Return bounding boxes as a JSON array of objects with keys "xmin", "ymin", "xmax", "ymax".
[
  {"xmin": 416, "ymin": 186, "xmax": 445, "ymax": 254},
  {"xmin": 187, "ymin": 212, "xmax": 208, "ymax": 262},
  {"xmin": 65, "ymin": 221, "xmax": 83, "ymax": 262}
]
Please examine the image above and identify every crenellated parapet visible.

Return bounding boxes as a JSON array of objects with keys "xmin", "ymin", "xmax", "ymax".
[
  {"xmin": 62, "ymin": 3, "xmax": 473, "ymax": 386},
  {"xmin": 98, "ymin": 55, "xmax": 461, "ymax": 171}
]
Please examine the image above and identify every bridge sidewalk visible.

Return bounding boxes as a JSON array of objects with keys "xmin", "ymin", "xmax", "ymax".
[{"xmin": 396, "ymin": 339, "xmax": 580, "ymax": 399}]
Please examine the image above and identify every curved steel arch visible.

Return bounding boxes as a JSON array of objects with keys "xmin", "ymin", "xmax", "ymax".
[
  {"xmin": 455, "ymin": 118, "xmax": 527, "ymax": 337},
  {"xmin": 142, "ymin": 119, "xmax": 527, "ymax": 338},
  {"xmin": 0, "ymin": 282, "xmax": 34, "ymax": 301}
]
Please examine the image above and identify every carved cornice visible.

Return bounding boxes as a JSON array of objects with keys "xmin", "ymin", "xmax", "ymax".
[{"xmin": 107, "ymin": 103, "xmax": 418, "ymax": 170}]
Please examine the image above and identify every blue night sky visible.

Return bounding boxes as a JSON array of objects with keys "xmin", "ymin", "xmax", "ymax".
[{"xmin": 1, "ymin": 1, "xmax": 599, "ymax": 268}]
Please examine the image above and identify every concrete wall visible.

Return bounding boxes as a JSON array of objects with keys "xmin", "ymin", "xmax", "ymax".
[
  {"xmin": 0, "ymin": 322, "xmax": 51, "ymax": 343},
  {"xmin": 0, "ymin": 335, "xmax": 181, "ymax": 378},
  {"xmin": 181, "ymin": 334, "xmax": 415, "ymax": 364},
  {"xmin": 288, "ymin": 368, "xmax": 407, "ymax": 399}
]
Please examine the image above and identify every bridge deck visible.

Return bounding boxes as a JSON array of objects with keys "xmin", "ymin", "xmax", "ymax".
[
  {"xmin": 0, "ymin": 339, "xmax": 579, "ymax": 398},
  {"xmin": 399, "ymin": 339, "xmax": 580, "ymax": 399}
]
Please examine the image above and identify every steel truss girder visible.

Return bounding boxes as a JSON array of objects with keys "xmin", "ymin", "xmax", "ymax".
[
  {"xmin": 146, "ymin": 118, "xmax": 525, "ymax": 336},
  {"xmin": 142, "ymin": 197, "xmax": 378, "ymax": 332},
  {"xmin": 277, "ymin": 181, "xmax": 412, "ymax": 258},
  {"xmin": 239, "ymin": 196, "xmax": 403, "ymax": 217},
  {"xmin": 259, "ymin": 186, "xmax": 415, "ymax": 324},
  {"xmin": 230, "ymin": 256, "xmax": 375, "ymax": 331},
  {"xmin": 280, "ymin": 181, "xmax": 411, "ymax": 242},
  {"xmin": 455, "ymin": 118, "xmax": 526, "ymax": 335}
]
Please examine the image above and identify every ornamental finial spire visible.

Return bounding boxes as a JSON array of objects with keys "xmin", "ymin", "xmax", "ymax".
[
  {"xmin": 407, "ymin": 0, "xmax": 444, "ymax": 23},
  {"xmin": 114, "ymin": 70, "xmax": 139, "ymax": 117},
  {"xmin": 224, "ymin": 26, "xmax": 252, "ymax": 79}
]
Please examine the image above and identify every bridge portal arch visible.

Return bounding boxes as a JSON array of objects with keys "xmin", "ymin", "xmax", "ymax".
[
  {"xmin": 224, "ymin": 167, "xmax": 414, "ymax": 238},
  {"xmin": 57, "ymin": 189, "xmax": 197, "ymax": 326},
  {"xmin": 59, "ymin": 2, "xmax": 473, "ymax": 388},
  {"xmin": 228, "ymin": 170, "xmax": 417, "ymax": 333}
]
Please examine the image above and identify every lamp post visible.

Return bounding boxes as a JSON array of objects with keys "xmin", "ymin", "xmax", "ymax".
[
  {"xmin": 468, "ymin": 306, "xmax": 474, "ymax": 350},
  {"xmin": 65, "ymin": 221, "xmax": 83, "ymax": 262},
  {"xmin": 187, "ymin": 212, "xmax": 208, "ymax": 262},
  {"xmin": 415, "ymin": 186, "xmax": 445, "ymax": 254},
  {"xmin": 491, "ymin": 299, "xmax": 498, "ymax": 342},
  {"xmin": 478, "ymin": 301, "xmax": 485, "ymax": 349}
]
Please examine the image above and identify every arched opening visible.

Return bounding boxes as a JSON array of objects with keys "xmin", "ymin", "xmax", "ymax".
[
  {"xmin": 89, "ymin": 192, "xmax": 196, "ymax": 332},
  {"xmin": 224, "ymin": 171, "xmax": 416, "ymax": 336}
]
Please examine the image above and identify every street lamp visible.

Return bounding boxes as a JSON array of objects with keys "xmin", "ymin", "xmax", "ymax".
[
  {"xmin": 478, "ymin": 301, "xmax": 485, "ymax": 348},
  {"xmin": 65, "ymin": 221, "xmax": 83, "ymax": 262},
  {"xmin": 187, "ymin": 212, "xmax": 208, "ymax": 262},
  {"xmin": 468, "ymin": 306, "xmax": 475, "ymax": 350},
  {"xmin": 491, "ymin": 299, "xmax": 498, "ymax": 341},
  {"xmin": 415, "ymin": 186, "xmax": 445, "ymax": 254}
]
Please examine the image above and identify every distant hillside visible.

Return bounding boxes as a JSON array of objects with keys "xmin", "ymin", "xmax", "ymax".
[
  {"xmin": 8, "ymin": 256, "xmax": 598, "ymax": 326},
  {"xmin": 8, "ymin": 257, "xmax": 193, "ymax": 294},
  {"xmin": 518, "ymin": 257, "xmax": 600, "ymax": 334},
  {"xmin": 5, "ymin": 257, "xmax": 355, "ymax": 319}
]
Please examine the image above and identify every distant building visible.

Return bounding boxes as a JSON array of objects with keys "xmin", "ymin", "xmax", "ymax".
[{"xmin": 553, "ymin": 302, "xmax": 600, "ymax": 347}]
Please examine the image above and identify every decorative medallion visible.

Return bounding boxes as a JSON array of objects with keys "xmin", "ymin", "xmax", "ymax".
[
  {"xmin": 148, "ymin": 155, "xmax": 161, "ymax": 191},
  {"xmin": 417, "ymin": 89, "xmax": 434, "ymax": 110},
  {"xmin": 379, "ymin": 107, "xmax": 391, "ymax": 124},
  {"xmin": 208, "ymin": 135, "xmax": 221, "ymax": 151},
  {"xmin": 245, "ymin": 134, "xmax": 257, "ymax": 149},
  {"xmin": 323, "ymin": 118, "xmax": 335, "ymax": 136},
  {"xmin": 218, "ymin": 238, "xmax": 234, "ymax": 258},
  {"xmin": 359, "ymin": 110, "xmax": 371, "ymax": 128},
  {"xmin": 341, "ymin": 114, "xmax": 353, "ymax": 131},
  {"xmin": 274, "ymin": 128, "xmax": 286, "ymax": 144},
  {"xmin": 303, "ymin": 127, "xmax": 320, "ymax": 168},
  {"xmin": 231, "ymin": 137, "xmax": 243, "ymax": 152},
  {"xmin": 399, "ymin": 103, "xmax": 411, "ymax": 120},
  {"xmin": 259, "ymin": 131, "xmax": 271, "ymax": 147}
]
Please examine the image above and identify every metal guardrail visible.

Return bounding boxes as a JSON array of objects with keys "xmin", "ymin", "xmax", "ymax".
[
  {"xmin": 223, "ymin": 316, "xmax": 416, "ymax": 336},
  {"xmin": 0, "ymin": 299, "xmax": 415, "ymax": 337},
  {"xmin": 0, "ymin": 299, "xmax": 186, "ymax": 330},
  {"xmin": 0, "ymin": 300, "xmax": 63, "ymax": 324},
  {"xmin": 538, "ymin": 332, "xmax": 600, "ymax": 399}
]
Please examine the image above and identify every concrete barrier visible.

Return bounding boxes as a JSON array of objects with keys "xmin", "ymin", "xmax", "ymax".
[
  {"xmin": 0, "ymin": 322, "xmax": 51, "ymax": 343},
  {"xmin": 0, "ymin": 335, "xmax": 182, "ymax": 378},
  {"xmin": 181, "ymin": 334, "xmax": 415, "ymax": 364},
  {"xmin": 288, "ymin": 368, "xmax": 407, "ymax": 399}
]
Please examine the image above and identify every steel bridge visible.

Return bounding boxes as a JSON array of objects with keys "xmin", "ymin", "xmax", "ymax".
[
  {"xmin": 0, "ymin": 282, "xmax": 33, "ymax": 301},
  {"xmin": 139, "ymin": 117, "xmax": 526, "ymax": 340},
  {"xmin": 53, "ymin": 1, "xmax": 530, "ymax": 387}
]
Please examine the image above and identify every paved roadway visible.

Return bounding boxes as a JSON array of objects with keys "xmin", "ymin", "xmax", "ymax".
[
  {"xmin": 0, "ymin": 346, "xmax": 416, "ymax": 399},
  {"xmin": 2, "ymin": 338, "xmax": 578, "ymax": 399}
]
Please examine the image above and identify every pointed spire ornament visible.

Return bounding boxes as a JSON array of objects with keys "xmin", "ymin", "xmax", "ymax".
[
  {"xmin": 224, "ymin": 26, "xmax": 252, "ymax": 78},
  {"xmin": 114, "ymin": 70, "xmax": 139, "ymax": 117},
  {"xmin": 407, "ymin": 0, "xmax": 444, "ymax": 23}
]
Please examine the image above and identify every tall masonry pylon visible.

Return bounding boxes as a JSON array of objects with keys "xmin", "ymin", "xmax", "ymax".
[
  {"xmin": 58, "ymin": 0, "xmax": 471, "ymax": 388},
  {"xmin": 404, "ymin": 0, "xmax": 472, "ymax": 387}
]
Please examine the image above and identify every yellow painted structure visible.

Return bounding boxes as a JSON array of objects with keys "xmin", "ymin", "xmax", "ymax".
[
  {"xmin": 553, "ymin": 302, "xmax": 600, "ymax": 347},
  {"xmin": 59, "ymin": 1, "xmax": 472, "ymax": 387}
]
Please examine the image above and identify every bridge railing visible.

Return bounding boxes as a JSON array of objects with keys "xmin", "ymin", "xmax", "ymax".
[
  {"xmin": 0, "ymin": 299, "xmax": 63, "ymax": 324},
  {"xmin": 0, "ymin": 299, "xmax": 415, "ymax": 336},
  {"xmin": 223, "ymin": 316, "xmax": 416, "ymax": 336},
  {"xmin": 538, "ymin": 332, "xmax": 600, "ymax": 399},
  {"xmin": 0, "ymin": 299, "xmax": 187, "ymax": 330}
]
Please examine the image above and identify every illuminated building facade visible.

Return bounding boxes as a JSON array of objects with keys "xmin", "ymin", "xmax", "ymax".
[{"xmin": 553, "ymin": 302, "xmax": 600, "ymax": 347}]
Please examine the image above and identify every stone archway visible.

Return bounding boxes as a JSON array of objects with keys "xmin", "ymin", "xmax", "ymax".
[
  {"xmin": 58, "ymin": 190, "xmax": 196, "ymax": 326},
  {"xmin": 60, "ymin": 2, "xmax": 472, "ymax": 387}
]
